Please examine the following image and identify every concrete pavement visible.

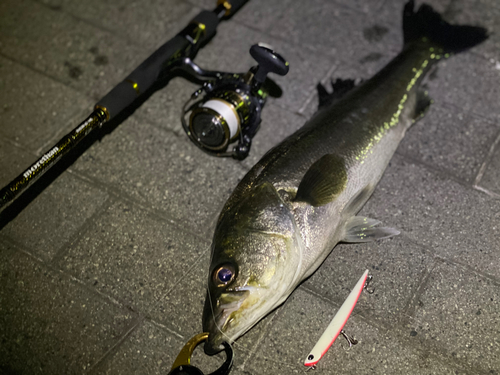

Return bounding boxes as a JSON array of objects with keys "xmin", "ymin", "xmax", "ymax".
[{"xmin": 0, "ymin": 0, "xmax": 499, "ymax": 374}]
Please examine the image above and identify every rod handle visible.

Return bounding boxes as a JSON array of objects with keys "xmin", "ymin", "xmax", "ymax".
[{"xmin": 96, "ymin": 10, "xmax": 220, "ymax": 120}]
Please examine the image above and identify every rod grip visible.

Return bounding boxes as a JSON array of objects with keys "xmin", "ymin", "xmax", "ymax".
[
  {"xmin": 191, "ymin": 10, "xmax": 220, "ymax": 39},
  {"xmin": 96, "ymin": 35, "xmax": 189, "ymax": 120},
  {"xmin": 96, "ymin": 10, "xmax": 220, "ymax": 120}
]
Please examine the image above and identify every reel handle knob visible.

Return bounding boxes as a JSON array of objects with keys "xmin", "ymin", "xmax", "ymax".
[{"xmin": 250, "ymin": 44, "xmax": 289, "ymax": 84}]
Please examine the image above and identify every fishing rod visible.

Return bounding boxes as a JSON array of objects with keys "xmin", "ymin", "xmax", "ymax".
[{"xmin": 1, "ymin": 0, "xmax": 287, "ymax": 214}]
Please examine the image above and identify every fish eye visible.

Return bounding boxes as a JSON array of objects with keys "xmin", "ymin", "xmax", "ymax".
[{"xmin": 213, "ymin": 264, "xmax": 236, "ymax": 286}]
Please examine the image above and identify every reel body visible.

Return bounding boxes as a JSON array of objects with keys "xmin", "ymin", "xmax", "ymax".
[{"xmin": 180, "ymin": 45, "xmax": 288, "ymax": 160}]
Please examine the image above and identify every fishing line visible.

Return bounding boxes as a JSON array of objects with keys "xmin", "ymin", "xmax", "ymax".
[{"xmin": 205, "ymin": 285, "xmax": 303, "ymax": 373}]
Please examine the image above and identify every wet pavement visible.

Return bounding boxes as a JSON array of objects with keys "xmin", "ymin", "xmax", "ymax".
[{"xmin": 1, "ymin": 0, "xmax": 499, "ymax": 374}]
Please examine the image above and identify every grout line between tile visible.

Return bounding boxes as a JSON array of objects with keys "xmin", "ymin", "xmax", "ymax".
[
  {"xmin": 473, "ymin": 129, "xmax": 500, "ymax": 188},
  {"xmin": 401, "ymin": 257, "xmax": 440, "ymax": 323},
  {"xmin": 5, "ymin": 236, "xmax": 134, "ymax": 310},
  {"xmin": 65, "ymin": 169, "xmax": 214, "ymax": 246},
  {"xmin": 404, "ymin": 236, "xmax": 500, "ymax": 286},
  {"xmin": 473, "ymin": 184, "xmax": 500, "ymax": 199},
  {"xmin": 50, "ymin": 195, "xmax": 115, "ymax": 265},
  {"xmin": 0, "ymin": 51, "xmax": 94, "ymax": 100},
  {"xmin": 394, "ymin": 151, "xmax": 476, "ymax": 190},
  {"xmin": 86, "ymin": 317, "xmax": 144, "ymax": 375},
  {"xmin": 34, "ymin": 106, "xmax": 93, "ymax": 156},
  {"xmin": 239, "ymin": 310, "xmax": 281, "ymax": 371},
  {"xmin": 31, "ymin": 0, "xmax": 171, "ymax": 51},
  {"xmin": 147, "ymin": 318, "xmax": 185, "ymax": 340}
]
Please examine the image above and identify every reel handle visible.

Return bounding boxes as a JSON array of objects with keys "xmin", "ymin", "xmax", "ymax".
[{"xmin": 250, "ymin": 44, "xmax": 289, "ymax": 84}]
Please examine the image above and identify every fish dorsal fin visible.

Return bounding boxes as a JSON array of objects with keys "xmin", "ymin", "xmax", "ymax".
[
  {"xmin": 294, "ymin": 154, "xmax": 347, "ymax": 207},
  {"xmin": 342, "ymin": 216, "xmax": 400, "ymax": 243},
  {"xmin": 317, "ymin": 78, "xmax": 357, "ymax": 109}
]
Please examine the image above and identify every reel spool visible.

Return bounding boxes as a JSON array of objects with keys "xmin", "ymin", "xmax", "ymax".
[{"xmin": 181, "ymin": 44, "xmax": 289, "ymax": 160}]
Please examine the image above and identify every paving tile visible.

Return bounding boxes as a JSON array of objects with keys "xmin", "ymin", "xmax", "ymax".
[
  {"xmin": 0, "ymin": 172, "xmax": 109, "ymax": 262},
  {"xmin": 265, "ymin": 0, "xmax": 403, "ymax": 62},
  {"xmin": 151, "ymin": 250, "xmax": 209, "ymax": 338},
  {"xmin": 410, "ymin": 261, "xmax": 500, "ymax": 373},
  {"xmin": 89, "ymin": 321, "xmax": 181, "ymax": 375},
  {"xmin": 42, "ymin": 0, "xmax": 194, "ymax": 53},
  {"xmin": 0, "ymin": 237, "xmax": 16, "ymax": 274},
  {"xmin": 0, "ymin": 0, "xmax": 144, "ymax": 101},
  {"xmin": 36, "ymin": 0, "xmax": 135, "ymax": 18},
  {"xmin": 193, "ymin": 21, "xmax": 334, "ymax": 113},
  {"xmin": 477, "ymin": 134, "xmax": 500, "ymax": 197},
  {"xmin": 362, "ymin": 154, "xmax": 500, "ymax": 279},
  {"xmin": 183, "ymin": 0, "xmax": 213, "ymax": 10},
  {"xmin": 398, "ymin": 104, "xmax": 500, "ymax": 183},
  {"xmin": 91, "ymin": 318, "xmax": 241, "ymax": 375},
  {"xmin": 230, "ymin": 0, "xmax": 296, "ymax": 33},
  {"xmin": 58, "ymin": 200, "xmax": 208, "ymax": 313},
  {"xmin": 425, "ymin": 52, "xmax": 500, "ymax": 122},
  {"xmin": 303, "ymin": 236, "xmax": 435, "ymax": 328},
  {"xmin": 71, "ymin": 116, "xmax": 246, "ymax": 234},
  {"xmin": 133, "ymin": 76, "xmax": 201, "ymax": 135},
  {"xmin": 0, "ymin": 56, "xmax": 89, "ymax": 153},
  {"xmin": 110, "ymin": 0, "xmax": 199, "ymax": 51},
  {"xmin": 245, "ymin": 288, "xmax": 461, "ymax": 375},
  {"xmin": 0, "ymin": 251, "xmax": 136, "ymax": 375}
]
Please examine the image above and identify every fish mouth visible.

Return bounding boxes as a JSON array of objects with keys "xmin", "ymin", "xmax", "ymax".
[
  {"xmin": 204, "ymin": 332, "xmax": 225, "ymax": 355},
  {"xmin": 203, "ymin": 289, "xmax": 250, "ymax": 355}
]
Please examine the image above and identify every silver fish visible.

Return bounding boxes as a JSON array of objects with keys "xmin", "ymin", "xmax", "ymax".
[{"xmin": 202, "ymin": 0, "xmax": 487, "ymax": 354}]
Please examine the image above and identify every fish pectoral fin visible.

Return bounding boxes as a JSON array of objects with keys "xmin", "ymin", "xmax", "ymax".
[
  {"xmin": 412, "ymin": 88, "xmax": 432, "ymax": 123},
  {"xmin": 294, "ymin": 154, "xmax": 347, "ymax": 207},
  {"xmin": 317, "ymin": 78, "xmax": 357, "ymax": 109},
  {"xmin": 342, "ymin": 216, "xmax": 400, "ymax": 243}
]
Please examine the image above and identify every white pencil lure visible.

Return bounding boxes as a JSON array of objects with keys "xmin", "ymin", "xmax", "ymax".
[{"xmin": 304, "ymin": 269, "xmax": 370, "ymax": 368}]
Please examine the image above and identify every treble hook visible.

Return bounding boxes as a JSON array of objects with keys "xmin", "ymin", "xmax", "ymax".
[
  {"xmin": 340, "ymin": 330, "xmax": 358, "ymax": 349},
  {"xmin": 305, "ymin": 365, "xmax": 317, "ymax": 372},
  {"xmin": 363, "ymin": 274, "xmax": 375, "ymax": 294}
]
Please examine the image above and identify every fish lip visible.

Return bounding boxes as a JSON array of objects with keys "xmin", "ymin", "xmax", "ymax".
[
  {"xmin": 204, "ymin": 334, "xmax": 225, "ymax": 355},
  {"xmin": 218, "ymin": 289, "xmax": 250, "ymax": 310},
  {"xmin": 213, "ymin": 289, "xmax": 250, "ymax": 331},
  {"xmin": 203, "ymin": 289, "xmax": 251, "ymax": 354}
]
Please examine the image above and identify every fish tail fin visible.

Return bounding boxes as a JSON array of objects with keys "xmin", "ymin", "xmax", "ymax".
[{"xmin": 403, "ymin": 0, "xmax": 488, "ymax": 53}]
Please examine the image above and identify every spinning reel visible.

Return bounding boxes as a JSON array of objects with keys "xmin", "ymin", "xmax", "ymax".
[{"xmin": 180, "ymin": 44, "xmax": 289, "ymax": 160}]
